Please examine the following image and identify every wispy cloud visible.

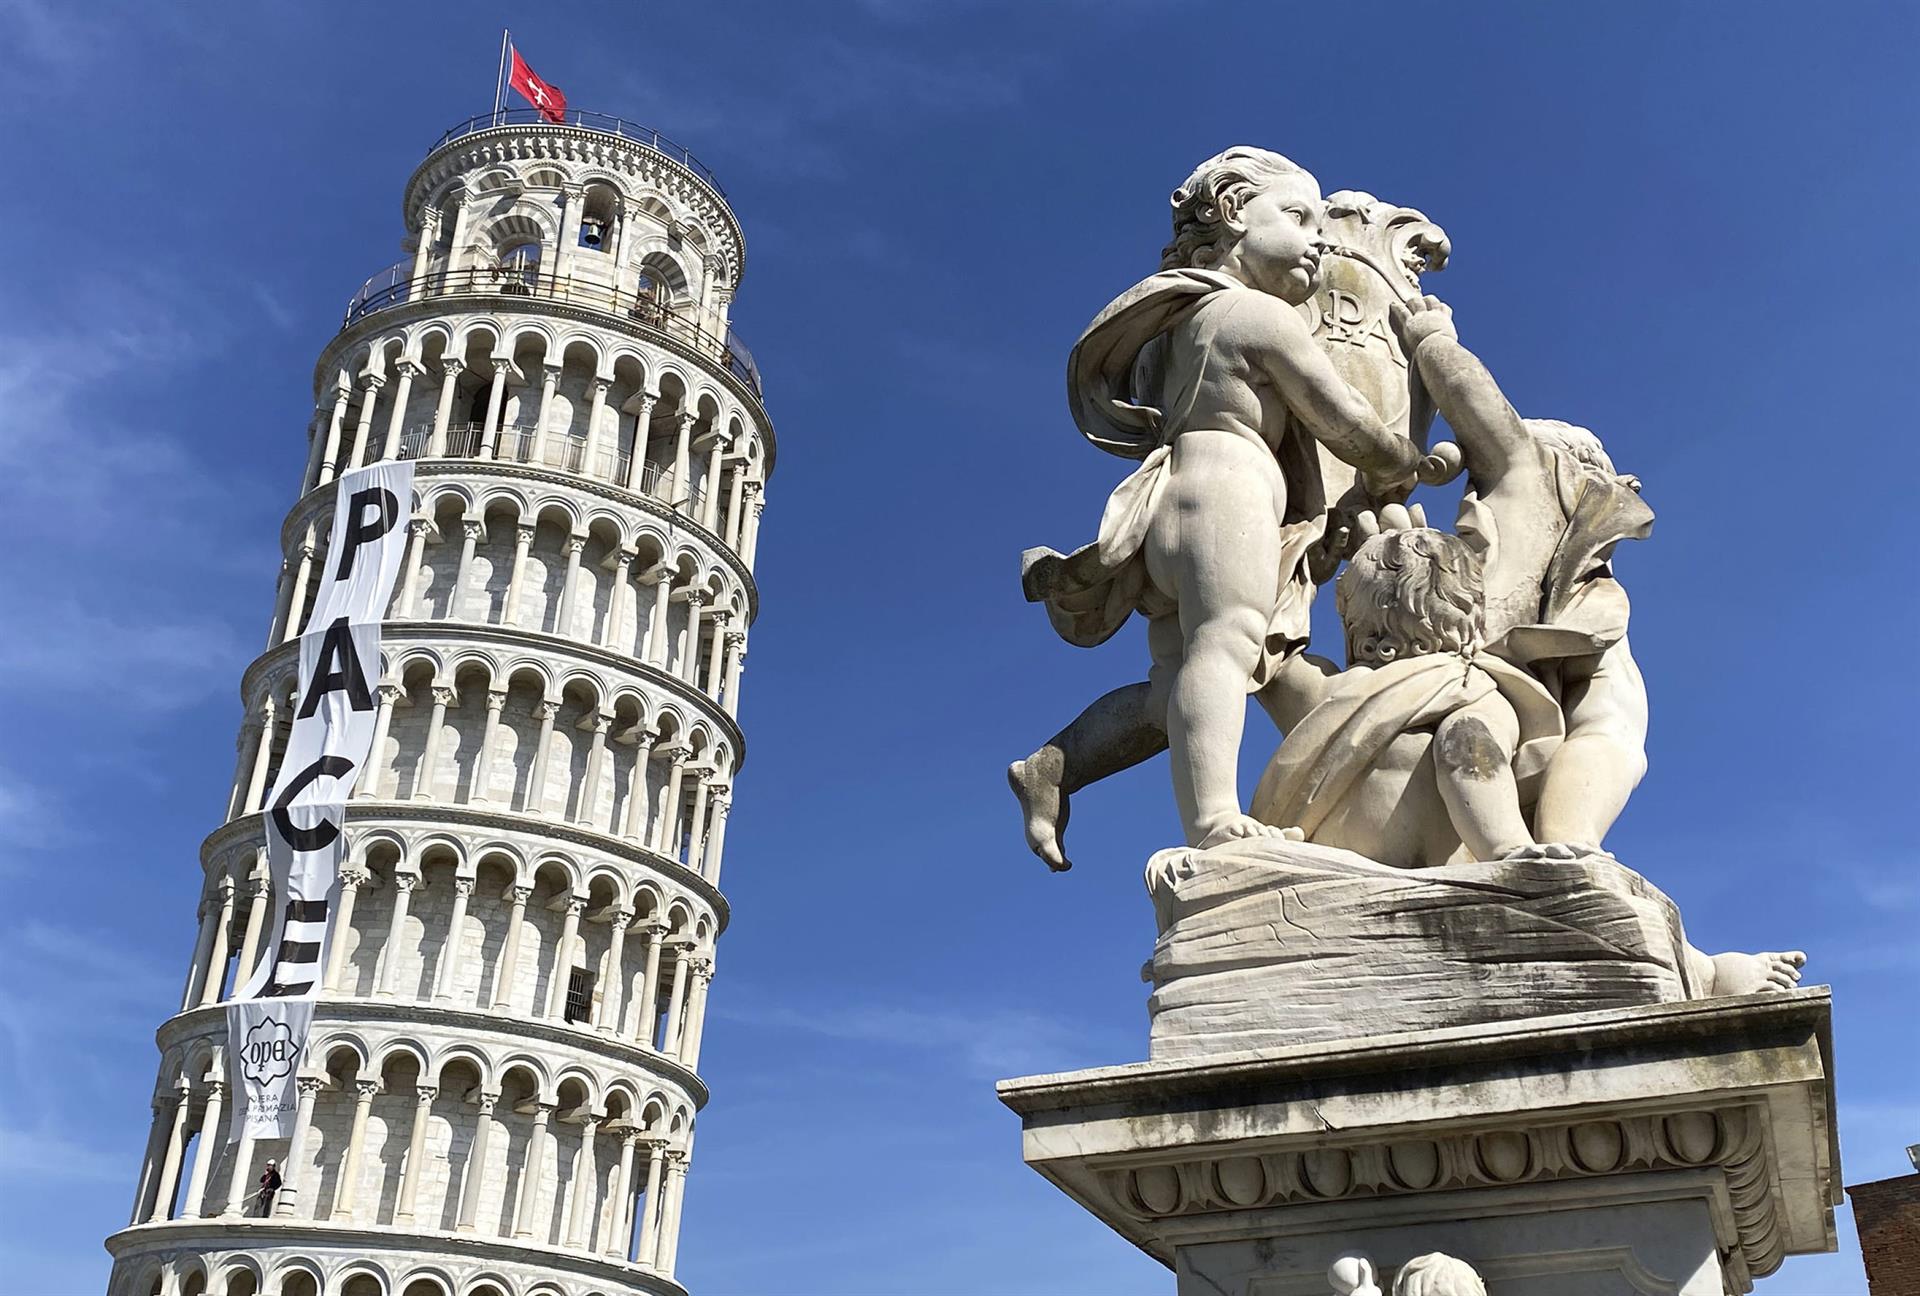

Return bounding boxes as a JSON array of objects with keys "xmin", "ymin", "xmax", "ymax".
[
  {"xmin": 0, "ymin": 1125, "xmax": 127, "ymax": 1183},
  {"xmin": 717, "ymin": 990, "xmax": 1112, "ymax": 1077}
]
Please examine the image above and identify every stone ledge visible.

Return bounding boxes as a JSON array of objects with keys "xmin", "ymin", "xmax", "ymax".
[
  {"xmin": 106, "ymin": 1217, "xmax": 683, "ymax": 1296},
  {"xmin": 999, "ymin": 990, "xmax": 1838, "ymax": 1292}
]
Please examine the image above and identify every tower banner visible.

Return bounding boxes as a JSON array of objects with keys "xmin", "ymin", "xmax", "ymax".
[{"xmin": 228, "ymin": 460, "xmax": 414, "ymax": 1141}]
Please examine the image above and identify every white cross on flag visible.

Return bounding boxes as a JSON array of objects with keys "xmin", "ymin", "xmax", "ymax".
[{"xmin": 509, "ymin": 45, "xmax": 567, "ymax": 123}]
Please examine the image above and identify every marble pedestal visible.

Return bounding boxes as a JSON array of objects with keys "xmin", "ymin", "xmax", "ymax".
[{"xmin": 998, "ymin": 990, "xmax": 1839, "ymax": 1295}]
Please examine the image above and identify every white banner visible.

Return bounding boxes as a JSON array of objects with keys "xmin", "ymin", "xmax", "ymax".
[{"xmin": 228, "ymin": 460, "xmax": 412, "ymax": 1141}]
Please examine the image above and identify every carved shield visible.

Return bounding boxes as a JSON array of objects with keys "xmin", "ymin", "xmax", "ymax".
[{"xmin": 1296, "ymin": 191, "xmax": 1451, "ymax": 528}]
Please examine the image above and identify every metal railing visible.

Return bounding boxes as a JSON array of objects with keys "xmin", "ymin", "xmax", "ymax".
[
  {"xmin": 430, "ymin": 109, "xmax": 726, "ymax": 198},
  {"xmin": 344, "ymin": 265, "xmax": 761, "ymax": 397},
  {"xmin": 394, "ymin": 422, "xmax": 704, "ymax": 518}
]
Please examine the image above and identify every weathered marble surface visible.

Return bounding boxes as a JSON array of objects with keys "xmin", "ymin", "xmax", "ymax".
[
  {"xmin": 999, "ymin": 990, "xmax": 1841, "ymax": 1295},
  {"xmin": 1146, "ymin": 838, "xmax": 1694, "ymax": 1060}
]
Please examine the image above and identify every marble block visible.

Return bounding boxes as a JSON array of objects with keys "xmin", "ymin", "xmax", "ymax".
[
  {"xmin": 1147, "ymin": 839, "xmax": 1696, "ymax": 1061},
  {"xmin": 999, "ymin": 990, "xmax": 1840, "ymax": 1295}
]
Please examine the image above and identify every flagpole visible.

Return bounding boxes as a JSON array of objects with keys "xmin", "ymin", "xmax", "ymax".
[{"xmin": 493, "ymin": 28, "xmax": 510, "ymax": 124}]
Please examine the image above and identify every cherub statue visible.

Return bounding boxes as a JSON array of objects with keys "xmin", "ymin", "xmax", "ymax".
[
  {"xmin": 1012, "ymin": 148, "xmax": 1447, "ymax": 863},
  {"xmin": 1250, "ymin": 299, "xmax": 1804, "ymax": 997},
  {"xmin": 1391, "ymin": 1254, "xmax": 1488, "ymax": 1296}
]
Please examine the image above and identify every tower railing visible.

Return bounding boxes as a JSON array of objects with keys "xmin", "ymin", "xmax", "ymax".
[
  {"xmin": 431, "ymin": 108, "xmax": 726, "ymax": 197},
  {"xmin": 345, "ymin": 266, "xmax": 761, "ymax": 396}
]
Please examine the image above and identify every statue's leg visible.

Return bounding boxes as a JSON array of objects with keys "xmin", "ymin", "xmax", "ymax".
[
  {"xmin": 1432, "ymin": 696, "xmax": 1535, "ymax": 860},
  {"xmin": 1009, "ymin": 682, "xmax": 1169, "ymax": 872},
  {"xmin": 1533, "ymin": 637, "xmax": 1649, "ymax": 848},
  {"xmin": 1147, "ymin": 433, "xmax": 1290, "ymax": 849}
]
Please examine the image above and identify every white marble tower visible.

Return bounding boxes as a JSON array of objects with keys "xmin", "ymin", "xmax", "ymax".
[{"xmin": 107, "ymin": 107, "xmax": 773, "ymax": 1296}]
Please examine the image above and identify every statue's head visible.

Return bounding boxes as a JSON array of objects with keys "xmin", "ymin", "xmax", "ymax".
[
  {"xmin": 1337, "ymin": 528, "xmax": 1485, "ymax": 665},
  {"xmin": 1524, "ymin": 418, "xmax": 1615, "ymax": 474},
  {"xmin": 1163, "ymin": 147, "xmax": 1326, "ymax": 305},
  {"xmin": 1392, "ymin": 1253, "xmax": 1488, "ymax": 1296}
]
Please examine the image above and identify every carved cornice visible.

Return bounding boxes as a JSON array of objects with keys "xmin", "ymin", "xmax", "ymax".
[{"xmin": 105, "ymin": 1218, "xmax": 688, "ymax": 1296}]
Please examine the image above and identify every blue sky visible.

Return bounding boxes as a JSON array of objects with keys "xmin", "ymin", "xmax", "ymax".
[{"xmin": 0, "ymin": 2, "xmax": 1913, "ymax": 1292}]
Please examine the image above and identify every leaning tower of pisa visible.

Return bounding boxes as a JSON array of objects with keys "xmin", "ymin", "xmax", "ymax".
[{"xmin": 106, "ymin": 107, "xmax": 771, "ymax": 1296}]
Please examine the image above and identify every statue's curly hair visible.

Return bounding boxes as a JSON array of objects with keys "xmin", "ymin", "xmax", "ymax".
[
  {"xmin": 1161, "ymin": 146, "xmax": 1309, "ymax": 271},
  {"xmin": 1392, "ymin": 1253, "xmax": 1487, "ymax": 1296},
  {"xmin": 1336, "ymin": 528, "xmax": 1485, "ymax": 666},
  {"xmin": 1523, "ymin": 417, "xmax": 1617, "ymax": 475}
]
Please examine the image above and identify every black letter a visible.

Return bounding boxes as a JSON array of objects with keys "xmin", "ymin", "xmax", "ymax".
[{"xmin": 297, "ymin": 617, "xmax": 373, "ymax": 719}]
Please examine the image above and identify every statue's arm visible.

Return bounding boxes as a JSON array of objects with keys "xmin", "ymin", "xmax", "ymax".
[
  {"xmin": 1407, "ymin": 333, "xmax": 1533, "ymax": 492},
  {"xmin": 1229, "ymin": 294, "xmax": 1420, "ymax": 484}
]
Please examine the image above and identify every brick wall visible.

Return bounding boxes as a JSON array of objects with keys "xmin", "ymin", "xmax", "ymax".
[{"xmin": 1850, "ymin": 1171, "xmax": 1920, "ymax": 1295}]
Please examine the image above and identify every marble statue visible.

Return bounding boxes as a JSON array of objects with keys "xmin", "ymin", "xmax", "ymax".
[
  {"xmin": 1009, "ymin": 147, "xmax": 1806, "ymax": 1058},
  {"xmin": 1328, "ymin": 1252, "xmax": 1487, "ymax": 1296},
  {"xmin": 1011, "ymin": 148, "xmax": 1454, "ymax": 866}
]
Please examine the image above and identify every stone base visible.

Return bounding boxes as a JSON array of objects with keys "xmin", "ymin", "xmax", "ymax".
[
  {"xmin": 999, "ymin": 990, "xmax": 1839, "ymax": 1295},
  {"xmin": 1147, "ymin": 840, "xmax": 1697, "ymax": 1061}
]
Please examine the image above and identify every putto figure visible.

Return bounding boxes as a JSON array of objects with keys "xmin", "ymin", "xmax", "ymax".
[{"xmin": 1012, "ymin": 148, "xmax": 1448, "ymax": 862}]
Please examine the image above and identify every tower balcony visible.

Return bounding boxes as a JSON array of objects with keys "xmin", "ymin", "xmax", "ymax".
[
  {"xmin": 432, "ymin": 108, "xmax": 727, "ymax": 198},
  {"xmin": 343, "ymin": 266, "xmax": 762, "ymax": 400}
]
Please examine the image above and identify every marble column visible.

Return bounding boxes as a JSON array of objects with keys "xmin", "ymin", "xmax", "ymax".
[
  {"xmin": 182, "ymin": 1080, "xmax": 225, "ymax": 1218},
  {"xmin": 603, "ymin": 551, "xmax": 635, "ymax": 651},
  {"xmin": 322, "ymin": 868, "xmax": 367, "ymax": 992},
  {"xmin": 220, "ymin": 1130, "xmax": 256, "ymax": 1218},
  {"xmin": 414, "ymin": 686, "xmax": 455, "ymax": 799},
  {"xmin": 392, "ymin": 1084, "xmax": 438, "ymax": 1224},
  {"xmin": 195, "ymin": 879, "xmax": 236, "ymax": 1008},
  {"xmin": 703, "ymin": 610, "xmax": 731, "ymax": 698},
  {"xmin": 344, "ymin": 374, "xmax": 385, "ymax": 471},
  {"xmin": 652, "ymin": 748, "xmax": 688, "ymax": 857},
  {"xmin": 450, "ymin": 519, "xmax": 483, "ymax": 620},
  {"xmin": 456, "ymin": 1091, "xmax": 499, "ymax": 1232},
  {"xmin": 637, "ymin": 1139, "xmax": 668, "ymax": 1268},
  {"xmin": 743, "ymin": 489, "xmax": 766, "ymax": 566},
  {"xmin": 661, "ymin": 945, "xmax": 693, "ymax": 1057},
  {"xmin": 529, "ymin": 363, "xmax": 561, "ymax": 465},
  {"xmin": 554, "ymin": 534, "xmax": 586, "ymax": 638},
  {"xmin": 357, "ymin": 683, "xmax": 402, "ymax": 798},
  {"xmin": 408, "ymin": 206, "xmax": 439, "ymax": 288},
  {"xmin": 376, "ymin": 873, "xmax": 419, "ymax": 998},
  {"xmin": 314, "ymin": 386, "xmax": 351, "ymax": 487},
  {"xmin": 396, "ymin": 517, "xmax": 432, "ymax": 617},
  {"xmin": 683, "ymin": 774, "xmax": 713, "ymax": 876},
  {"xmin": 479, "ymin": 359, "xmax": 510, "ymax": 458},
  {"xmin": 683, "ymin": 961, "xmax": 715, "ymax": 1070},
  {"xmin": 241, "ymin": 697, "xmax": 277, "ymax": 815},
  {"xmin": 379, "ymin": 359, "xmax": 419, "ymax": 461},
  {"xmin": 544, "ymin": 897, "xmax": 586, "ymax": 1020},
  {"xmin": 565, "ymin": 1113, "xmax": 601, "ymax": 1248},
  {"xmin": 512, "ymin": 1101, "xmax": 555, "ymax": 1239},
  {"xmin": 329, "ymin": 1079, "xmax": 378, "ymax": 1222},
  {"xmin": 272, "ymin": 1076, "xmax": 323, "ymax": 1218},
  {"xmin": 493, "ymin": 884, "xmax": 533, "ymax": 1011},
  {"xmin": 576, "ymin": 713, "xmax": 611, "ymax": 828},
  {"xmin": 722, "ymin": 631, "xmax": 747, "ymax": 716},
  {"xmin": 279, "ymin": 543, "xmax": 318, "ymax": 644},
  {"xmin": 225, "ymin": 719, "xmax": 258, "ymax": 821},
  {"xmin": 723, "ymin": 459, "xmax": 748, "ymax": 548},
  {"xmin": 470, "ymin": 689, "xmax": 507, "ymax": 803},
  {"xmin": 676, "ymin": 589, "xmax": 708, "ymax": 683},
  {"xmin": 619, "ymin": 732, "xmax": 656, "ymax": 843},
  {"xmin": 658, "ymin": 1151, "xmax": 690, "ymax": 1277},
  {"xmin": 594, "ymin": 907, "xmax": 633, "ymax": 1031},
  {"xmin": 629, "ymin": 922, "xmax": 668, "ymax": 1045},
  {"xmin": 644, "ymin": 569, "xmax": 675, "ymax": 667},
  {"xmin": 503, "ymin": 522, "xmax": 536, "ymax": 626},
  {"xmin": 699, "ymin": 432, "xmax": 726, "ymax": 530},
  {"xmin": 180, "ymin": 890, "xmax": 220, "ymax": 1011},
  {"xmin": 669, "ymin": 411, "xmax": 697, "ymax": 507},
  {"xmin": 623, "ymin": 393, "xmax": 658, "ymax": 491},
  {"xmin": 605, "ymin": 1129, "xmax": 640, "ymax": 1257},
  {"xmin": 429, "ymin": 358, "xmax": 464, "ymax": 456},
  {"xmin": 705, "ymin": 794, "xmax": 733, "ymax": 886},
  {"xmin": 525, "ymin": 700, "xmax": 559, "ymax": 815},
  {"xmin": 432, "ymin": 877, "xmax": 475, "ymax": 1002},
  {"xmin": 232, "ymin": 867, "xmax": 271, "ymax": 991},
  {"xmin": 129, "ymin": 1101, "xmax": 169, "ymax": 1224},
  {"xmin": 582, "ymin": 377, "xmax": 612, "ymax": 477},
  {"xmin": 145, "ymin": 1086, "xmax": 190, "ymax": 1223}
]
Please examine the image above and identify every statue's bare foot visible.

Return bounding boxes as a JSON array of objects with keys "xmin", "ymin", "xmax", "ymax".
[
  {"xmin": 1008, "ymin": 751, "xmax": 1072, "ymax": 872},
  {"xmin": 1496, "ymin": 841, "xmax": 1586, "ymax": 863},
  {"xmin": 1197, "ymin": 814, "xmax": 1304, "ymax": 851},
  {"xmin": 1709, "ymin": 950, "xmax": 1807, "ymax": 997}
]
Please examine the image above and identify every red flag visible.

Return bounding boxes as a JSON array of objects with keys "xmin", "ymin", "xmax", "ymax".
[{"xmin": 509, "ymin": 46, "xmax": 567, "ymax": 123}]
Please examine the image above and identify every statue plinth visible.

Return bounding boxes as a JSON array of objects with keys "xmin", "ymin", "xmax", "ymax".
[
  {"xmin": 998, "ymin": 990, "xmax": 1839, "ymax": 1295},
  {"xmin": 1147, "ymin": 840, "xmax": 1697, "ymax": 1061}
]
